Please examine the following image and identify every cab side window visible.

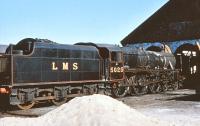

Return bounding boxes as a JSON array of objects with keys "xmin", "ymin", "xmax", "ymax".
[{"xmin": 111, "ymin": 52, "xmax": 122, "ymax": 62}]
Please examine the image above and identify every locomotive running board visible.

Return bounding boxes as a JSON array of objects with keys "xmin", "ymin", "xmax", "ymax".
[{"xmin": 33, "ymin": 94, "xmax": 86, "ymax": 102}]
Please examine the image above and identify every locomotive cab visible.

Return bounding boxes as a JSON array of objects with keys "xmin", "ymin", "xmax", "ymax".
[
  {"xmin": 93, "ymin": 45, "xmax": 124, "ymax": 81},
  {"xmin": 110, "ymin": 51, "xmax": 124, "ymax": 80},
  {"xmin": 75, "ymin": 43, "xmax": 124, "ymax": 81}
]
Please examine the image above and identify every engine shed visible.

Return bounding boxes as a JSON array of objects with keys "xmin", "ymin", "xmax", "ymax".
[{"xmin": 121, "ymin": 0, "xmax": 200, "ymax": 80}]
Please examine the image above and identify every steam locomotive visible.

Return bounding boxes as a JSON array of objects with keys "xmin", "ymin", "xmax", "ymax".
[{"xmin": 0, "ymin": 38, "xmax": 181, "ymax": 109}]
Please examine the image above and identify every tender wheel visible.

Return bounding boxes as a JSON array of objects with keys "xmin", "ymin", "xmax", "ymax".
[
  {"xmin": 17, "ymin": 101, "xmax": 35, "ymax": 110},
  {"xmin": 52, "ymin": 98, "xmax": 68, "ymax": 106},
  {"xmin": 112, "ymin": 86, "xmax": 129, "ymax": 98}
]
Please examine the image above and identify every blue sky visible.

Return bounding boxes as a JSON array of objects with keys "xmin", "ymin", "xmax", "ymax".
[{"xmin": 0, "ymin": 0, "xmax": 168, "ymax": 45}]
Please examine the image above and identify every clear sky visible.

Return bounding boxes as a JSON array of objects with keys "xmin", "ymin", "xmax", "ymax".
[{"xmin": 0, "ymin": 0, "xmax": 168, "ymax": 45}]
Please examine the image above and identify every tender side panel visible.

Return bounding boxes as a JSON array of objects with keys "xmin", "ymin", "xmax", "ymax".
[{"xmin": 13, "ymin": 44, "xmax": 101, "ymax": 84}]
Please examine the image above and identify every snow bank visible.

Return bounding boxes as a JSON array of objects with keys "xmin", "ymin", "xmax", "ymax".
[{"xmin": 0, "ymin": 94, "xmax": 172, "ymax": 126}]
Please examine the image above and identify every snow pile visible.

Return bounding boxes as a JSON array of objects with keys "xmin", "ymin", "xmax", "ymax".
[{"xmin": 0, "ymin": 94, "xmax": 172, "ymax": 126}]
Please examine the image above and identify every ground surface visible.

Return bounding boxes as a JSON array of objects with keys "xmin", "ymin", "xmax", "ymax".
[
  {"xmin": 120, "ymin": 89, "xmax": 200, "ymax": 125},
  {"xmin": 0, "ymin": 89, "xmax": 200, "ymax": 125}
]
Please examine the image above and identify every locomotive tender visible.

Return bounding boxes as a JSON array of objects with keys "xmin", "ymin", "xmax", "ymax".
[
  {"xmin": 0, "ymin": 38, "xmax": 181, "ymax": 109},
  {"xmin": 0, "ymin": 38, "xmax": 124, "ymax": 109}
]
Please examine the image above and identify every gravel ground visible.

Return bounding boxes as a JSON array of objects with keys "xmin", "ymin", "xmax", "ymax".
[
  {"xmin": 1, "ymin": 89, "xmax": 200, "ymax": 124},
  {"xmin": 120, "ymin": 89, "xmax": 200, "ymax": 125}
]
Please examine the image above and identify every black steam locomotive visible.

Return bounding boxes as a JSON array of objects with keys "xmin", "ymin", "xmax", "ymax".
[
  {"xmin": 112, "ymin": 46, "xmax": 181, "ymax": 97},
  {"xmin": 0, "ymin": 38, "xmax": 181, "ymax": 109}
]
